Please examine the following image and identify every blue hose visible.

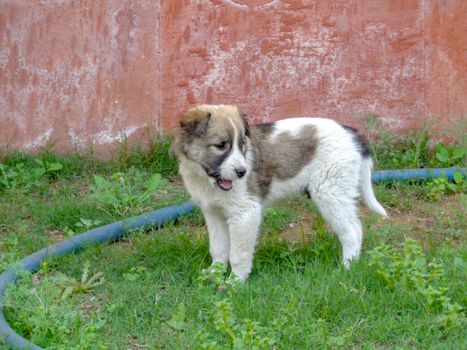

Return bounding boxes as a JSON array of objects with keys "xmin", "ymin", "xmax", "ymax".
[
  {"xmin": 371, "ymin": 168, "xmax": 465, "ymax": 183},
  {"xmin": 0, "ymin": 202, "xmax": 195, "ymax": 350},
  {"xmin": 0, "ymin": 168, "xmax": 465, "ymax": 349}
]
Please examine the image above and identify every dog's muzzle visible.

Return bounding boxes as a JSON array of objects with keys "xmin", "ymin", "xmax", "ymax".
[
  {"xmin": 207, "ymin": 168, "xmax": 246, "ymax": 191},
  {"xmin": 216, "ymin": 178, "xmax": 233, "ymax": 191}
]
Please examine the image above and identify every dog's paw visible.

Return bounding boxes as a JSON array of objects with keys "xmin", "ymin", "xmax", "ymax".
[
  {"xmin": 217, "ymin": 273, "xmax": 243, "ymax": 292},
  {"xmin": 224, "ymin": 272, "xmax": 243, "ymax": 287},
  {"xmin": 198, "ymin": 262, "xmax": 228, "ymax": 285}
]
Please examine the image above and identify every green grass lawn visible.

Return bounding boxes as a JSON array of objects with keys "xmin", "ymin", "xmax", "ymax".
[{"xmin": 0, "ymin": 132, "xmax": 466, "ymax": 349}]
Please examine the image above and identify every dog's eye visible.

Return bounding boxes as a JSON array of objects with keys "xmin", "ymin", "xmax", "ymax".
[{"xmin": 214, "ymin": 141, "xmax": 228, "ymax": 150}]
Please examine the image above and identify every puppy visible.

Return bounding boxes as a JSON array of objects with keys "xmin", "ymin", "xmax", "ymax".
[{"xmin": 173, "ymin": 105, "xmax": 387, "ymax": 282}]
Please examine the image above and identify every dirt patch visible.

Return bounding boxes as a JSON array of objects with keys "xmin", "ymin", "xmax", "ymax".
[
  {"xmin": 280, "ymin": 194, "xmax": 465, "ymax": 249},
  {"xmin": 382, "ymin": 195, "xmax": 465, "ymax": 248},
  {"xmin": 46, "ymin": 229, "xmax": 67, "ymax": 243},
  {"xmin": 279, "ymin": 217, "xmax": 316, "ymax": 243}
]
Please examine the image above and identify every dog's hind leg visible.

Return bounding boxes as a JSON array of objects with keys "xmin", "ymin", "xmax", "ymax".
[{"xmin": 310, "ymin": 189, "xmax": 363, "ymax": 268}]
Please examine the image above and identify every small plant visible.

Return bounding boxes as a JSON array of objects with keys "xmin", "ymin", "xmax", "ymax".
[
  {"xmin": 0, "ymin": 162, "xmax": 33, "ymax": 190},
  {"xmin": 0, "ymin": 163, "xmax": 20, "ymax": 190},
  {"xmin": 198, "ymin": 262, "xmax": 228, "ymax": 287},
  {"xmin": 167, "ymin": 302, "xmax": 187, "ymax": 331},
  {"xmin": 58, "ymin": 261, "xmax": 105, "ymax": 299},
  {"xmin": 123, "ymin": 265, "xmax": 148, "ymax": 282},
  {"xmin": 364, "ymin": 114, "xmax": 432, "ymax": 169},
  {"xmin": 3, "ymin": 264, "xmax": 107, "ymax": 349},
  {"xmin": 74, "ymin": 218, "xmax": 104, "ymax": 231},
  {"xmin": 433, "ymin": 143, "xmax": 466, "ymax": 168},
  {"xmin": 305, "ymin": 318, "xmax": 355, "ymax": 349},
  {"xmin": 0, "ymin": 158, "xmax": 63, "ymax": 191},
  {"xmin": 196, "ymin": 299, "xmax": 281, "ymax": 350},
  {"xmin": 116, "ymin": 134, "xmax": 179, "ymax": 178},
  {"xmin": 427, "ymin": 171, "xmax": 466, "ymax": 200},
  {"xmin": 263, "ymin": 207, "xmax": 294, "ymax": 235},
  {"xmin": 30, "ymin": 158, "xmax": 64, "ymax": 179},
  {"xmin": 0, "ymin": 232, "xmax": 21, "ymax": 272},
  {"xmin": 368, "ymin": 238, "xmax": 464, "ymax": 327},
  {"xmin": 91, "ymin": 167, "xmax": 166, "ymax": 217}
]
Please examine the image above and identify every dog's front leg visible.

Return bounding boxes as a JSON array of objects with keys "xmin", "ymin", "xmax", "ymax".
[
  {"xmin": 199, "ymin": 206, "xmax": 230, "ymax": 282},
  {"xmin": 203, "ymin": 206, "xmax": 230, "ymax": 266},
  {"xmin": 227, "ymin": 205, "xmax": 262, "ymax": 282}
]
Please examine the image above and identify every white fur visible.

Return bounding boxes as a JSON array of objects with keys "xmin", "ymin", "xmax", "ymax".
[
  {"xmin": 218, "ymin": 118, "xmax": 247, "ymax": 181},
  {"xmin": 178, "ymin": 117, "xmax": 387, "ymax": 281}
]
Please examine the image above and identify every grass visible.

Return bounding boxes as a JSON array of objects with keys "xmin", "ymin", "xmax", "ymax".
[{"xmin": 0, "ymin": 124, "xmax": 466, "ymax": 349}]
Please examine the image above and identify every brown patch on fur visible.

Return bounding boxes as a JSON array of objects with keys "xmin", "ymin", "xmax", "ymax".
[
  {"xmin": 248, "ymin": 125, "xmax": 318, "ymax": 198},
  {"xmin": 177, "ymin": 105, "xmax": 245, "ymax": 141},
  {"xmin": 239, "ymin": 111, "xmax": 251, "ymax": 137},
  {"xmin": 180, "ymin": 108, "xmax": 212, "ymax": 137}
]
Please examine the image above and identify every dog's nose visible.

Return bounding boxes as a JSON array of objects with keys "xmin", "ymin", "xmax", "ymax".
[{"xmin": 235, "ymin": 167, "xmax": 246, "ymax": 178}]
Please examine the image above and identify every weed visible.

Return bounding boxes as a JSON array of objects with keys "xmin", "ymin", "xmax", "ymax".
[
  {"xmin": 30, "ymin": 158, "xmax": 64, "ymax": 178},
  {"xmin": 263, "ymin": 207, "xmax": 294, "ymax": 235},
  {"xmin": 427, "ymin": 171, "xmax": 466, "ymax": 200},
  {"xmin": 365, "ymin": 114, "xmax": 432, "ymax": 169},
  {"xmin": 74, "ymin": 218, "xmax": 105, "ymax": 231},
  {"xmin": 0, "ymin": 158, "xmax": 64, "ymax": 191},
  {"xmin": 50, "ymin": 218, "xmax": 105, "ymax": 241},
  {"xmin": 123, "ymin": 266, "xmax": 148, "ymax": 282},
  {"xmin": 58, "ymin": 261, "xmax": 105, "ymax": 299},
  {"xmin": 196, "ymin": 299, "xmax": 281, "ymax": 350},
  {"xmin": 305, "ymin": 318, "xmax": 356, "ymax": 349},
  {"xmin": 0, "ymin": 162, "xmax": 27, "ymax": 190},
  {"xmin": 3, "ymin": 265, "xmax": 107, "ymax": 349},
  {"xmin": 433, "ymin": 143, "xmax": 466, "ymax": 168},
  {"xmin": 115, "ymin": 135, "xmax": 178, "ymax": 178},
  {"xmin": 91, "ymin": 167, "xmax": 167, "ymax": 217},
  {"xmin": 0, "ymin": 232, "xmax": 22, "ymax": 272},
  {"xmin": 198, "ymin": 262, "xmax": 228, "ymax": 286},
  {"xmin": 167, "ymin": 302, "xmax": 187, "ymax": 331},
  {"xmin": 0, "ymin": 152, "xmax": 82, "ymax": 192},
  {"xmin": 0, "ymin": 159, "xmax": 63, "ymax": 191},
  {"xmin": 364, "ymin": 114, "xmax": 467, "ymax": 204},
  {"xmin": 367, "ymin": 238, "xmax": 464, "ymax": 327},
  {"xmin": 364, "ymin": 113, "xmax": 467, "ymax": 170},
  {"xmin": 0, "ymin": 225, "xmax": 49, "ymax": 273},
  {"xmin": 425, "ymin": 143, "xmax": 467, "ymax": 199}
]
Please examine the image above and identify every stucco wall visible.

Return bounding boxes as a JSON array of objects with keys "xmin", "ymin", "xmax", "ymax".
[{"xmin": 1, "ymin": 0, "xmax": 466, "ymax": 154}]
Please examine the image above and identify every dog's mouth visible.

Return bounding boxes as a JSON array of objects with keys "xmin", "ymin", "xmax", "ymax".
[
  {"xmin": 215, "ymin": 178, "xmax": 233, "ymax": 191},
  {"xmin": 206, "ymin": 170, "xmax": 234, "ymax": 191}
]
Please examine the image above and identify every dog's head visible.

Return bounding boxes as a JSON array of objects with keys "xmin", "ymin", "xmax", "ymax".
[{"xmin": 174, "ymin": 105, "xmax": 250, "ymax": 191}]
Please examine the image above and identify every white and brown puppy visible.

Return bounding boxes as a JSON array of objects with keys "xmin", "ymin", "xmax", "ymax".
[{"xmin": 173, "ymin": 105, "xmax": 388, "ymax": 282}]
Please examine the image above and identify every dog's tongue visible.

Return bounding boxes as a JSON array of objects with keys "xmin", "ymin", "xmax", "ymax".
[{"xmin": 219, "ymin": 179, "xmax": 233, "ymax": 191}]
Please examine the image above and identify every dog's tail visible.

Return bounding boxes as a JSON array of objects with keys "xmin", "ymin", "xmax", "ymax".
[{"xmin": 360, "ymin": 158, "xmax": 388, "ymax": 217}]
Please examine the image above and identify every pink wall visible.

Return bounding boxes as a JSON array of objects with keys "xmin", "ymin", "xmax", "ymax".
[{"xmin": 1, "ymin": 1, "xmax": 466, "ymax": 154}]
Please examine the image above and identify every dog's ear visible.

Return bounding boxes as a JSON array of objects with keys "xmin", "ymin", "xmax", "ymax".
[
  {"xmin": 238, "ymin": 109, "xmax": 251, "ymax": 137},
  {"xmin": 180, "ymin": 109, "xmax": 212, "ymax": 137}
]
